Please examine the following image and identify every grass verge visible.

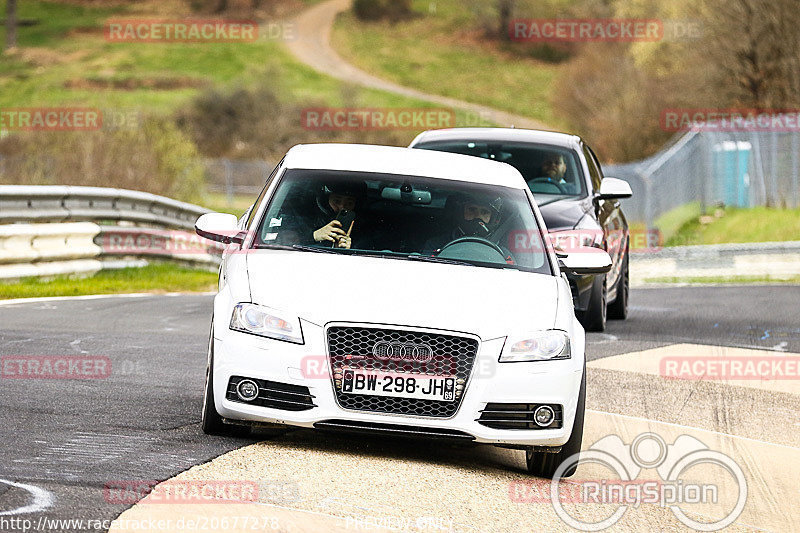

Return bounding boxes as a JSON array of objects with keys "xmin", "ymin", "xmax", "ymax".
[
  {"xmin": 0, "ymin": 263, "xmax": 217, "ymax": 299},
  {"xmin": 643, "ymin": 275, "xmax": 800, "ymax": 285},
  {"xmin": 665, "ymin": 207, "xmax": 800, "ymax": 247},
  {"xmin": 202, "ymin": 192, "xmax": 257, "ymax": 216},
  {"xmin": 331, "ymin": 0, "xmax": 563, "ymax": 127},
  {"xmin": 0, "ymin": 1, "xmax": 493, "ymax": 127}
]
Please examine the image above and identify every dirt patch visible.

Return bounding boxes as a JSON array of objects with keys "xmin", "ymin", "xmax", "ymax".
[
  {"xmin": 46, "ymin": 0, "xmax": 310, "ymax": 19},
  {"xmin": 17, "ymin": 47, "xmax": 90, "ymax": 67},
  {"xmin": 64, "ymin": 76, "xmax": 209, "ymax": 90},
  {"xmin": 66, "ymin": 26, "xmax": 107, "ymax": 37}
]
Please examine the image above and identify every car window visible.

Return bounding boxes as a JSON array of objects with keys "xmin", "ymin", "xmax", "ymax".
[
  {"xmin": 414, "ymin": 141, "xmax": 587, "ymax": 199},
  {"xmin": 252, "ymin": 169, "xmax": 552, "ymax": 275},
  {"xmin": 582, "ymin": 144, "xmax": 603, "ymax": 191},
  {"xmin": 245, "ymin": 159, "xmax": 283, "ymax": 229}
]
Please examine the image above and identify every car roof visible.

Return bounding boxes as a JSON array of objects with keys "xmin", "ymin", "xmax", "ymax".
[
  {"xmin": 283, "ymin": 143, "xmax": 527, "ymax": 189},
  {"xmin": 410, "ymin": 128, "xmax": 583, "ymax": 150}
]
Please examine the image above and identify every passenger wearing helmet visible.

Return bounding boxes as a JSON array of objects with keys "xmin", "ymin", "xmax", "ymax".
[
  {"xmin": 423, "ymin": 193, "xmax": 504, "ymax": 253},
  {"xmin": 282, "ymin": 181, "xmax": 367, "ymax": 249}
]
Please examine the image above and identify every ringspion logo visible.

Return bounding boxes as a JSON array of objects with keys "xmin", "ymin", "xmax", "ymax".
[{"xmin": 521, "ymin": 432, "xmax": 747, "ymax": 531}]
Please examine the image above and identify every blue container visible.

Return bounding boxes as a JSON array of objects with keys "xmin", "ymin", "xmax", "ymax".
[{"xmin": 713, "ymin": 141, "xmax": 751, "ymax": 207}]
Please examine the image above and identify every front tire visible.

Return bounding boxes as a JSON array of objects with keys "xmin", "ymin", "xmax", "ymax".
[
  {"xmin": 526, "ymin": 369, "xmax": 586, "ymax": 478},
  {"xmin": 579, "ymin": 274, "xmax": 606, "ymax": 332},
  {"xmin": 202, "ymin": 334, "xmax": 249, "ymax": 437},
  {"xmin": 607, "ymin": 251, "xmax": 629, "ymax": 320}
]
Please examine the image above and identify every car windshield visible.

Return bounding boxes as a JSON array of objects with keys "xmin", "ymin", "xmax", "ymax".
[
  {"xmin": 414, "ymin": 141, "xmax": 586, "ymax": 199},
  {"xmin": 253, "ymin": 169, "xmax": 552, "ymax": 274}
]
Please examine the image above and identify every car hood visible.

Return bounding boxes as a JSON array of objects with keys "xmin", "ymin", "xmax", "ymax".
[
  {"xmin": 536, "ymin": 196, "xmax": 592, "ymax": 231},
  {"xmin": 246, "ymin": 250, "xmax": 559, "ymax": 340}
]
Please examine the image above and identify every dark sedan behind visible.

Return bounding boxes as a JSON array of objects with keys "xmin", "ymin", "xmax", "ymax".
[{"xmin": 410, "ymin": 128, "xmax": 632, "ymax": 331}]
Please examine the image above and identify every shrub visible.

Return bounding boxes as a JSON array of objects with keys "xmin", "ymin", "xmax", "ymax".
[
  {"xmin": 0, "ymin": 116, "xmax": 205, "ymax": 203},
  {"xmin": 175, "ymin": 79, "xmax": 411, "ymax": 164},
  {"xmin": 352, "ymin": 0, "xmax": 413, "ymax": 22}
]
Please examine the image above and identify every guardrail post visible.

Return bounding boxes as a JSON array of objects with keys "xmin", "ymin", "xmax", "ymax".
[{"xmin": 792, "ymin": 131, "xmax": 799, "ymax": 208}]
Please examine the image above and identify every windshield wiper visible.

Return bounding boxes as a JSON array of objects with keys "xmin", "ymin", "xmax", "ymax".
[
  {"xmin": 291, "ymin": 244, "xmax": 342, "ymax": 254},
  {"xmin": 404, "ymin": 254, "xmax": 474, "ymax": 267}
]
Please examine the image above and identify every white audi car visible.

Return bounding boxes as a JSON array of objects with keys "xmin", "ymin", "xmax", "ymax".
[{"xmin": 195, "ymin": 144, "xmax": 611, "ymax": 478}]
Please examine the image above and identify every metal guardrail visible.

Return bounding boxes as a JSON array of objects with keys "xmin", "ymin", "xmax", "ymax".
[
  {"xmin": 631, "ymin": 240, "xmax": 800, "ymax": 259},
  {"xmin": 0, "ymin": 186, "xmax": 223, "ymax": 280},
  {"xmin": 629, "ymin": 241, "xmax": 800, "ymax": 285},
  {"xmin": 0, "ymin": 185, "xmax": 211, "ymax": 230},
  {"xmin": 606, "ymin": 122, "xmax": 800, "ymax": 225}
]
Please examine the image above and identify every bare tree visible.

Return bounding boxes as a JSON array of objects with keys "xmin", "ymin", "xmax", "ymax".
[
  {"xmin": 701, "ymin": 0, "xmax": 800, "ymax": 108},
  {"xmin": 5, "ymin": 0, "xmax": 17, "ymax": 51},
  {"xmin": 498, "ymin": 0, "xmax": 514, "ymax": 40}
]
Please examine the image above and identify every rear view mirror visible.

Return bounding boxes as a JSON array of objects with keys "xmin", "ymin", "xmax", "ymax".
[
  {"xmin": 381, "ymin": 186, "xmax": 432, "ymax": 204},
  {"xmin": 598, "ymin": 177, "xmax": 633, "ymax": 199},
  {"xmin": 558, "ymin": 248, "xmax": 612, "ymax": 275},
  {"xmin": 195, "ymin": 213, "xmax": 245, "ymax": 244}
]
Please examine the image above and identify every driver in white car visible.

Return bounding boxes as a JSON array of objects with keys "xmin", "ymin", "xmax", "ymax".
[{"xmin": 423, "ymin": 193, "xmax": 504, "ymax": 254}]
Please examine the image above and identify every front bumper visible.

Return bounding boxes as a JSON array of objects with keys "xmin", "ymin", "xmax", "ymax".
[{"xmin": 212, "ymin": 320, "xmax": 584, "ymax": 447}]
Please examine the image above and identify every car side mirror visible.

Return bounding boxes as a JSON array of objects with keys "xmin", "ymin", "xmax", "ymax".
[
  {"xmin": 597, "ymin": 177, "xmax": 633, "ymax": 200},
  {"xmin": 558, "ymin": 248, "xmax": 612, "ymax": 275},
  {"xmin": 195, "ymin": 213, "xmax": 246, "ymax": 244}
]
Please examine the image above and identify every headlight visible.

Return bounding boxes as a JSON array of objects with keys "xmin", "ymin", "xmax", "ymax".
[
  {"xmin": 230, "ymin": 303, "xmax": 304, "ymax": 344},
  {"xmin": 500, "ymin": 330, "xmax": 571, "ymax": 362}
]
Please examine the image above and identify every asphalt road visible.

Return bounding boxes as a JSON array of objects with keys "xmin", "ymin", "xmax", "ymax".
[{"xmin": 0, "ymin": 286, "xmax": 798, "ymax": 531}]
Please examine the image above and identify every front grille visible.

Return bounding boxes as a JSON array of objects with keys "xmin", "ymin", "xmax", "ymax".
[
  {"xmin": 226, "ymin": 376, "xmax": 316, "ymax": 411},
  {"xmin": 477, "ymin": 403, "xmax": 563, "ymax": 430},
  {"xmin": 314, "ymin": 420, "xmax": 475, "ymax": 440},
  {"xmin": 327, "ymin": 326, "xmax": 479, "ymax": 418}
]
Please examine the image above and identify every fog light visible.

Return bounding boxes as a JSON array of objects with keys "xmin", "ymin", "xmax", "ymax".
[
  {"xmin": 236, "ymin": 379, "xmax": 259, "ymax": 401},
  {"xmin": 534, "ymin": 405, "xmax": 555, "ymax": 427}
]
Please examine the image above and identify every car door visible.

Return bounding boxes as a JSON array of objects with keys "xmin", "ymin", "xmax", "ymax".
[{"xmin": 582, "ymin": 144, "xmax": 624, "ymax": 290}]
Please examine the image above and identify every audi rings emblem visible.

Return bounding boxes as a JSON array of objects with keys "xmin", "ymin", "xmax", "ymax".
[{"xmin": 372, "ymin": 341, "xmax": 433, "ymax": 362}]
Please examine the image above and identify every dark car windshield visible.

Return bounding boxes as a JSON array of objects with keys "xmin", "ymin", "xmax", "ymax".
[
  {"xmin": 414, "ymin": 141, "xmax": 587, "ymax": 199},
  {"xmin": 253, "ymin": 169, "xmax": 552, "ymax": 275}
]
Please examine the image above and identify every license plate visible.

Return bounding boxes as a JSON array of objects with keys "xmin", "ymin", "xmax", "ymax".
[{"xmin": 341, "ymin": 369, "xmax": 456, "ymax": 402}]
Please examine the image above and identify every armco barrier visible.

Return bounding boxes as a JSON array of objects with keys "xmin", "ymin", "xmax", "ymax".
[
  {"xmin": 0, "ymin": 223, "xmax": 224, "ymax": 280},
  {"xmin": 0, "ymin": 185, "xmax": 211, "ymax": 230},
  {"xmin": 630, "ymin": 241, "xmax": 800, "ymax": 285},
  {"xmin": 0, "ymin": 186, "xmax": 227, "ymax": 280}
]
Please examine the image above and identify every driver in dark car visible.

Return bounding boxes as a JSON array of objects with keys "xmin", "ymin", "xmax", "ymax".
[
  {"xmin": 423, "ymin": 193, "xmax": 504, "ymax": 254},
  {"xmin": 527, "ymin": 152, "xmax": 574, "ymax": 194},
  {"xmin": 541, "ymin": 152, "xmax": 567, "ymax": 182}
]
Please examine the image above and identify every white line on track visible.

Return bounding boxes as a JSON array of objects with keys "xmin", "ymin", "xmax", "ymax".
[
  {"xmin": 0, "ymin": 479, "xmax": 54, "ymax": 516},
  {"xmin": 0, "ymin": 292, "xmax": 215, "ymax": 307}
]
